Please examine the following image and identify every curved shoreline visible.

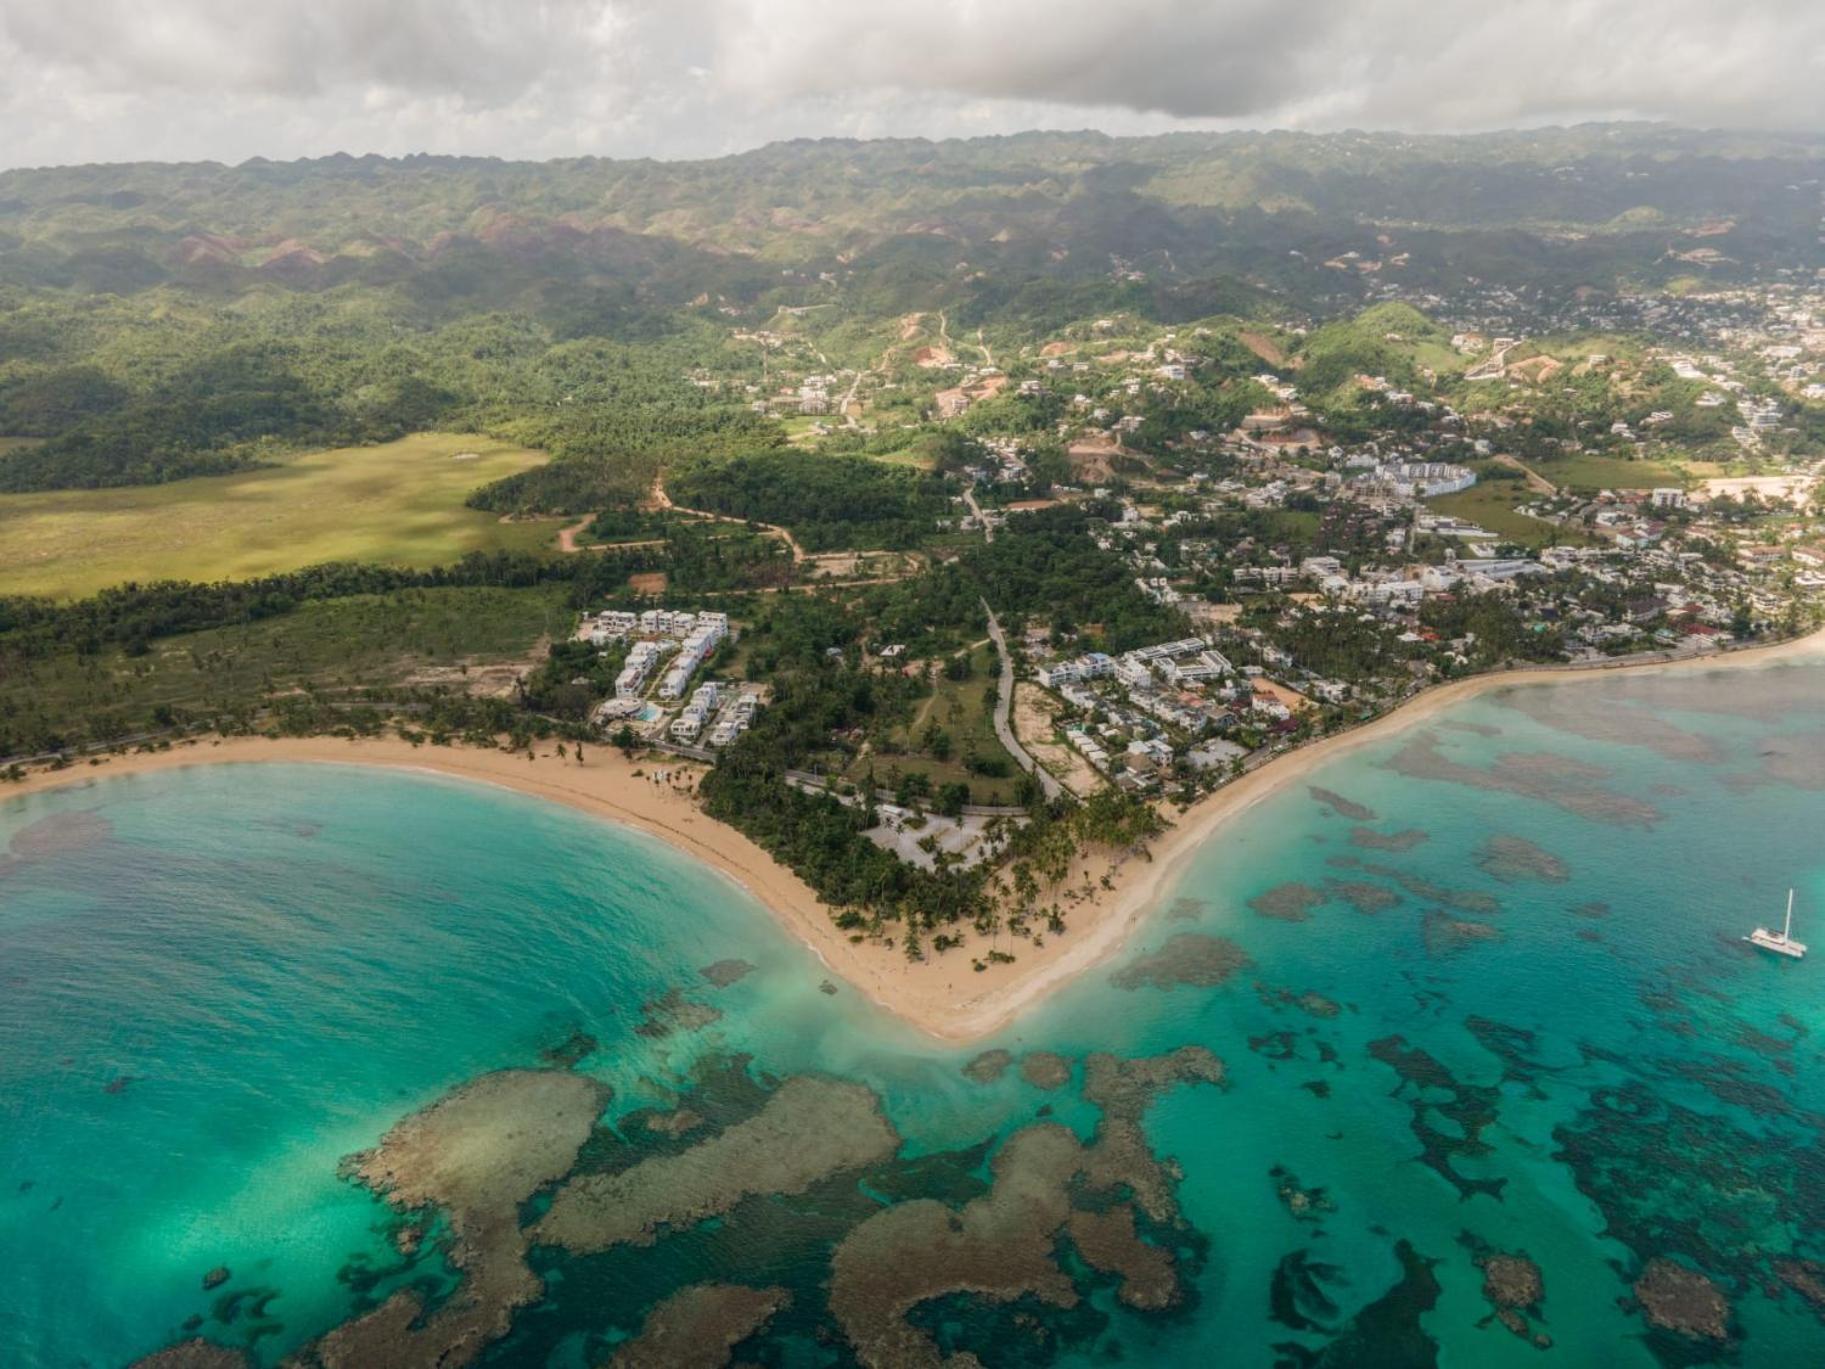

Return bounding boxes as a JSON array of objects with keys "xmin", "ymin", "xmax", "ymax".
[
  {"xmin": 6, "ymin": 628, "xmax": 1822, "ymax": 1043},
  {"xmin": 948, "ymin": 626, "xmax": 1825, "ymax": 1038}
]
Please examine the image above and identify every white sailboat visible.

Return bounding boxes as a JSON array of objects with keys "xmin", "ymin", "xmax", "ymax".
[{"xmin": 1747, "ymin": 889, "xmax": 1806, "ymax": 959}]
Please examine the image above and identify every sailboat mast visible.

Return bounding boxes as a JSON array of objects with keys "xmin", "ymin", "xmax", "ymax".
[{"xmin": 1786, "ymin": 889, "xmax": 1795, "ymax": 940}]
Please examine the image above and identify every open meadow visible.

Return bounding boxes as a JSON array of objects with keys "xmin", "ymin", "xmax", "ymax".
[
  {"xmin": 843, "ymin": 641, "xmax": 1026, "ymax": 805},
  {"xmin": 1530, "ymin": 451, "xmax": 1683, "ymax": 490},
  {"xmin": 0, "ymin": 433, "xmax": 554, "ymax": 600},
  {"xmin": 1426, "ymin": 483, "xmax": 1588, "ymax": 547}
]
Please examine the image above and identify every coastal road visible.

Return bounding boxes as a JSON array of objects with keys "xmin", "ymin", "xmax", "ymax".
[{"xmin": 982, "ymin": 598, "xmax": 1063, "ymax": 802}]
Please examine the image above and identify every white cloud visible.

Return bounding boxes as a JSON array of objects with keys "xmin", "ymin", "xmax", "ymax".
[{"xmin": 0, "ymin": 0, "xmax": 1819, "ymax": 169}]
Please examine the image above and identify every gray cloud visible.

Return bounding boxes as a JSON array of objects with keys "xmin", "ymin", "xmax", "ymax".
[
  {"xmin": 716, "ymin": 0, "xmax": 1825, "ymax": 129},
  {"xmin": 0, "ymin": 0, "xmax": 1820, "ymax": 169},
  {"xmin": 712, "ymin": 1, "xmax": 1325, "ymax": 120}
]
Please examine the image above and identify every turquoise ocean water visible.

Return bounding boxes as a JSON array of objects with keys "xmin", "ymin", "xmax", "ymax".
[{"xmin": 4, "ymin": 655, "xmax": 1825, "ymax": 1366}]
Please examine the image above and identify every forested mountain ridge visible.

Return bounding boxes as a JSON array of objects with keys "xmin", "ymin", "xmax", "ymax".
[
  {"xmin": 2, "ymin": 123, "xmax": 1820, "ymax": 494},
  {"xmin": 3, "ymin": 124, "xmax": 1819, "ymax": 307}
]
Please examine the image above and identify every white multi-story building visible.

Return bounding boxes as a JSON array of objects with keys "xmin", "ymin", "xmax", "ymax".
[
  {"xmin": 1159, "ymin": 649, "xmax": 1234, "ymax": 684},
  {"xmin": 705, "ymin": 690, "xmax": 762, "ymax": 749},
  {"xmin": 586, "ymin": 610, "xmax": 639, "ymax": 644},
  {"xmin": 1377, "ymin": 461, "xmax": 1476, "ymax": 498},
  {"xmin": 656, "ymin": 617, "xmax": 730, "ymax": 700},
  {"xmin": 616, "ymin": 641, "xmax": 662, "ymax": 698},
  {"xmin": 1065, "ymin": 726, "xmax": 1111, "ymax": 772},
  {"xmin": 1114, "ymin": 656, "xmax": 1155, "ymax": 690},
  {"xmin": 1037, "ymin": 652, "xmax": 1116, "ymax": 689}
]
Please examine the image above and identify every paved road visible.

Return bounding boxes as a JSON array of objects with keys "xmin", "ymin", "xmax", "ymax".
[
  {"xmin": 981, "ymin": 599, "xmax": 1063, "ymax": 801},
  {"xmin": 962, "ymin": 486, "xmax": 994, "ymax": 543}
]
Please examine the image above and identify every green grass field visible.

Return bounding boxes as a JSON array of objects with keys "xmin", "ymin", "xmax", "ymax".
[
  {"xmin": 844, "ymin": 642, "xmax": 1024, "ymax": 804},
  {"xmin": 861, "ymin": 445, "xmax": 939, "ymax": 470},
  {"xmin": 1531, "ymin": 333, "xmax": 1650, "ymax": 365},
  {"xmin": 1427, "ymin": 485, "xmax": 1590, "ymax": 548},
  {"xmin": 0, "ymin": 432, "xmax": 554, "ymax": 600},
  {"xmin": 1528, "ymin": 452, "xmax": 1682, "ymax": 491}
]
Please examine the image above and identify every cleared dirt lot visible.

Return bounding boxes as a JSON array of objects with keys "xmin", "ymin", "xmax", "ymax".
[{"xmin": 1014, "ymin": 683, "xmax": 1102, "ymax": 797}]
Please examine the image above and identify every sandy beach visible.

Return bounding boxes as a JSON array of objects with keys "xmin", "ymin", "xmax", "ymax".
[{"xmin": 7, "ymin": 628, "xmax": 1823, "ymax": 1043}]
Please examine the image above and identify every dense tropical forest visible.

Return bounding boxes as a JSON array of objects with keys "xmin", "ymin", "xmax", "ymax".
[{"xmin": 2, "ymin": 124, "xmax": 1820, "ymax": 495}]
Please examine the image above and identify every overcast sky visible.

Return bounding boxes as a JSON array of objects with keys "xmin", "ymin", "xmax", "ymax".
[{"xmin": 2, "ymin": 0, "xmax": 1821, "ymax": 170}]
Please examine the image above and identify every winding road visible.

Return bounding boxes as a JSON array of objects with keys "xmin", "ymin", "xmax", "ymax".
[
  {"xmin": 650, "ymin": 475, "xmax": 809, "ymax": 561},
  {"xmin": 982, "ymin": 598, "xmax": 1063, "ymax": 801}
]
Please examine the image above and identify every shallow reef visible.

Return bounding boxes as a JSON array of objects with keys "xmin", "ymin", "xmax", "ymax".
[
  {"xmin": 1475, "ymin": 835, "xmax": 1570, "ymax": 884},
  {"xmin": 1249, "ymin": 882, "xmax": 1326, "ymax": 922},
  {"xmin": 1421, "ymin": 910, "xmax": 1503, "ymax": 956},
  {"xmin": 1385, "ymin": 732, "xmax": 1661, "ymax": 827},
  {"xmin": 1632, "ymin": 1257, "xmax": 1731, "ymax": 1343},
  {"xmin": 1498, "ymin": 688, "xmax": 1722, "ymax": 763},
  {"xmin": 634, "ymin": 988, "xmax": 723, "ymax": 1038},
  {"xmin": 1459, "ymin": 1232, "xmax": 1550, "ymax": 1348},
  {"xmin": 8, "ymin": 809, "xmax": 114, "ymax": 859},
  {"xmin": 311, "ymin": 1069, "xmax": 609, "ymax": 1369},
  {"xmin": 1367, "ymin": 1037, "xmax": 1505, "ymax": 1202},
  {"xmin": 1257, "ymin": 984, "xmax": 1343, "ymax": 1019},
  {"xmin": 607, "ymin": 1282, "xmax": 789, "ymax": 1369},
  {"xmin": 1019, "ymin": 1053, "xmax": 1071, "ymax": 1090},
  {"xmin": 1323, "ymin": 878, "xmax": 1401, "ymax": 914},
  {"xmin": 1308, "ymin": 787, "xmax": 1377, "ymax": 821},
  {"xmin": 697, "ymin": 959, "xmax": 755, "ymax": 989},
  {"xmin": 1437, "ymin": 719, "xmax": 1502, "ymax": 737},
  {"xmin": 1111, "ymin": 932, "xmax": 1252, "ymax": 991},
  {"xmin": 539, "ymin": 1027, "xmax": 599, "ymax": 1069},
  {"xmin": 1165, "ymin": 895, "xmax": 1210, "ymax": 922},
  {"xmin": 1326, "ymin": 855, "xmax": 1500, "ymax": 915},
  {"xmin": 1775, "ymin": 1258, "xmax": 1825, "ymax": 1316},
  {"xmin": 644, "ymin": 1107, "xmax": 704, "ymax": 1138},
  {"xmin": 1271, "ymin": 1166, "xmax": 1336, "ymax": 1224},
  {"xmin": 962, "ymin": 1049, "xmax": 1013, "ymax": 1083},
  {"xmin": 129, "ymin": 1341, "xmax": 250, "ymax": 1369},
  {"xmin": 1551, "ymin": 1076, "xmax": 1816, "ymax": 1332},
  {"xmin": 1272, "ymin": 1240, "xmax": 1441, "ymax": 1368},
  {"xmin": 827, "ymin": 1047, "xmax": 1222, "ymax": 1368},
  {"xmin": 536, "ymin": 1076, "xmax": 899, "ymax": 1254},
  {"xmin": 1348, "ymin": 826, "xmax": 1429, "ymax": 853}
]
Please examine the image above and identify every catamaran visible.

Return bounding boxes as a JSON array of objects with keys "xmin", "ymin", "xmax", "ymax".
[{"xmin": 1747, "ymin": 889, "xmax": 1806, "ymax": 960}]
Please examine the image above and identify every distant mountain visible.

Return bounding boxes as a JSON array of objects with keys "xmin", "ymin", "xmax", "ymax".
[{"xmin": 2, "ymin": 124, "xmax": 1819, "ymax": 311}]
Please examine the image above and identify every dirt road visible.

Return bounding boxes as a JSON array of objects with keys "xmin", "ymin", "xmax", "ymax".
[{"xmin": 651, "ymin": 475, "xmax": 808, "ymax": 561}]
